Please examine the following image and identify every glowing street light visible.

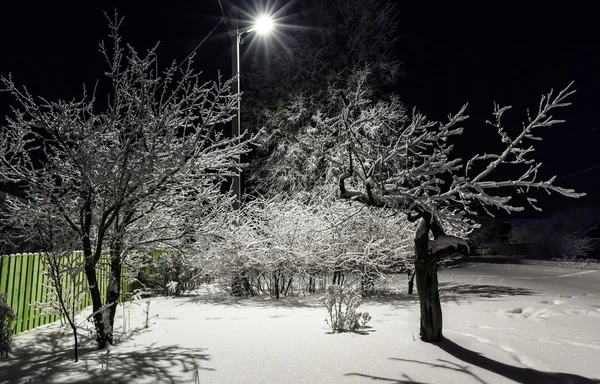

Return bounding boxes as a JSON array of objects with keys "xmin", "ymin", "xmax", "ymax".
[
  {"xmin": 249, "ymin": 14, "xmax": 274, "ymax": 35},
  {"xmin": 230, "ymin": 10, "xmax": 274, "ymax": 210}
]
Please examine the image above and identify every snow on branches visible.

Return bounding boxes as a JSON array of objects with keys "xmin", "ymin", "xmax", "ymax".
[
  {"xmin": 0, "ymin": 13, "xmax": 253, "ymax": 348},
  {"xmin": 335, "ymin": 71, "xmax": 584, "ymax": 229},
  {"xmin": 244, "ymin": 0, "xmax": 401, "ymax": 200},
  {"xmin": 0, "ymin": 13, "xmax": 250, "ymax": 256},
  {"xmin": 204, "ymin": 197, "xmax": 415, "ymax": 297}
]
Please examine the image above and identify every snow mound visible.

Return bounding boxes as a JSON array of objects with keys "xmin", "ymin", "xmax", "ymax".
[{"xmin": 429, "ymin": 234, "xmax": 469, "ymax": 254}]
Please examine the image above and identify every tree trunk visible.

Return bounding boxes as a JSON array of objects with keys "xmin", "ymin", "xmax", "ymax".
[
  {"xmin": 361, "ymin": 273, "xmax": 374, "ymax": 296},
  {"xmin": 105, "ymin": 246, "xmax": 122, "ymax": 346},
  {"xmin": 273, "ymin": 273, "xmax": 280, "ymax": 299},
  {"xmin": 284, "ymin": 277, "xmax": 293, "ymax": 296},
  {"xmin": 231, "ymin": 272, "xmax": 247, "ymax": 297},
  {"xmin": 333, "ymin": 270, "xmax": 344, "ymax": 286},
  {"xmin": 407, "ymin": 270, "xmax": 415, "ymax": 294},
  {"xmin": 84, "ymin": 261, "xmax": 108, "ymax": 349},
  {"xmin": 244, "ymin": 276, "xmax": 254, "ymax": 297},
  {"xmin": 414, "ymin": 217, "xmax": 443, "ymax": 342},
  {"xmin": 72, "ymin": 328, "xmax": 79, "ymax": 362}
]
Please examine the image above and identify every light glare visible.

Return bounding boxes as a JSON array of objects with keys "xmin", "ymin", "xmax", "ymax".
[{"xmin": 254, "ymin": 15, "xmax": 274, "ymax": 35}]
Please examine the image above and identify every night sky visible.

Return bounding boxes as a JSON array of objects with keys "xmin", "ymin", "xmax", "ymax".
[{"xmin": 1, "ymin": 1, "xmax": 598, "ymax": 217}]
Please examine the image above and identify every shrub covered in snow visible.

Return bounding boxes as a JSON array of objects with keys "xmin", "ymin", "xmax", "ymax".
[
  {"xmin": 166, "ymin": 281, "xmax": 179, "ymax": 296},
  {"xmin": 0, "ymin": 294, "xmax": 16, "ymax": 358},
  {"xmin": 204, "ymin": 197, "xmax": 416, "ymax": 298},
  {"xmin": 126, "ymin": 251, "xmax": 212, "ymax": 296},
  {"xmin": 320, "ymin": 285, "xmax": 371, "ymax": 333},
  {"xmin": 510, "ymin": 208, "xmax": 595, "ymax": 259}
]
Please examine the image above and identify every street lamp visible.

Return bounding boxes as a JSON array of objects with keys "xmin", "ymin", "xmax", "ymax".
[
  {"xmin": 230, "ymin": 12, "xmax": 274, "ymax": 210},
  {"xmin": 250, "ymin": 14, "xmax": 274, "ymax": 35}
]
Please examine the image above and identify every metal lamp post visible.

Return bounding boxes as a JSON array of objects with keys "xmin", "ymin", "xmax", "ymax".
[{"xmin": 230, "ymin": 11, "xmax": 274, "ymax": 210}]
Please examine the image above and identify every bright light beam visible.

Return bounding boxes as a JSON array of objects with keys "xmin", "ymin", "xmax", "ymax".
[{"xmin": 251, "ymin": 14, "xmax": 274, "ymax": 35}]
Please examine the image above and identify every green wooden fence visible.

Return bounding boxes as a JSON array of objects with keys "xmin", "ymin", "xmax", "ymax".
[{"xmin": 0, "ymin": 252, "xmax": 133, "ymax": 335}]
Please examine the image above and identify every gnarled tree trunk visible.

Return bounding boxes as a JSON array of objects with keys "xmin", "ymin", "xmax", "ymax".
[{"xmin": 414, "ymin": 217, "xmax": 443, "ymax": 342}]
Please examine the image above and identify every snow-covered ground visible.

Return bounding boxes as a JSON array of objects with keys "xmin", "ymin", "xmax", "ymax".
[{"xmin": 1, "ymin": 263, "xmax": 599, "ymax": 383}]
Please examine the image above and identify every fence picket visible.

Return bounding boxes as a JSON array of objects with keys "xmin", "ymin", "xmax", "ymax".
[
  {"xmin": 11, "ymin": 256, "xmax": 22, "ymax": 332},
  {"xmin": 33, "ymin": 255, "xmax": 44, "ymax": 329},
  {"xmin": 16, "ymin": 255, "xmax": 28, "ymax": 333},
  {"xmin": 0, "ymin": 252, "xmax": 137, "ymax": 335},
  {"xmin": 0, "ymin": 256, "xmax": 9, "ymax": 295},
  {"xmin": 22, "ymin": 254, "xmax": 35, "ymax": 333}
]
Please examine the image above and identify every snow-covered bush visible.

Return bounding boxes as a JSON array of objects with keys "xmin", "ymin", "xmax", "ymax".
[
  {"xmin": 204, "ymin": 197, "xmax": 416, "ymax": 298},
  {"xmin": 467, "ymin": 218, "xmax": 512, "ymax": 255},
  {"xmin": 552, "ymin": 232, "xmax": 593, "ymax": 259},
  {"xmin": 166, "ymin": 281, "xmax": 179, "ymax": 296},
  {"xmin": 126, "ymin": 251, "xmax": 211, "ymax": 296},
  {"xmin": 0, "ymin": 293, "xmax": 16, "ymax": 358},
  {"xmin": 320, "ymin": 285, "xmax": 371, "ymax": 333},
  {"xmin": 511, "ymin": 208, "xmax": 594, "ymax": 259}
]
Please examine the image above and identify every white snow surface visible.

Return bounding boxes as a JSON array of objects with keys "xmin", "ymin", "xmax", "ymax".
[{"xmin": 1, "ymin": 263, "xmax": 600, "ymax": 383}]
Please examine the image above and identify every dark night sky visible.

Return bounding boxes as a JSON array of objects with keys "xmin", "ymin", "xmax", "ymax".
[{"xmin": 1, "ymin": 1, "xmax": 598, "ymax": 217}]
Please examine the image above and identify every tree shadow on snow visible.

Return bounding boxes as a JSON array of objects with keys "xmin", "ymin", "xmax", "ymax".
[
  {"xmin": 346, "ymin": 337, "xmax": 599, "ymax": 384},
  {"xmin": 362, "ymin": 293, "xmax": 420, "ymax": 308},
  {"xmin": 388, "ymin": 357, "xmax": 488, "ymax": 383},
  {"xmin": 179, "ymin": 293, "xmax": 324, "ymax": 309},
  {"xmin": 361, "ymin": 284, "xmax": 538, "ymax": 308},
  {"xmin": 178, "ymin": 284, "xmax": 535, "ymax": 310},
  {"xmin": 434, "ymin": 337, "xmax": 600, "ymax": 384},
  {"xmin": 83, "ymin": 343, "xmax": 213, "ymax": 384},
  {"xmin": 182, "ymin": 291, "xmax": 426, "ymax": 311},
  {"xmin": 0, "ymin": 321, "xmax": 98, "ymax": 380},
  {"xmin": 347, "ymin": 353, "xmax": 493, "ymax": 383},
  {"xmin": 344, "ymin": 371, "xmax": 428, "ymax": 383},
  {"xmin": 439, "ymin": 283, "xmax": 540, "ymax": 305},
  {"xmin": 1, "ymin": 323, "xmax": 214, "ymax": 384},
  {"xmin": 2, "ymin": 342, "xmax": 213, "ymax": 384}
]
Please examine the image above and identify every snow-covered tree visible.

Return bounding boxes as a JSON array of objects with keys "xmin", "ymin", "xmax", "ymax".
[
  {"xmin": 239, "ymin": 0, "xmax": 414, "ymax": 296},
  {"xmin": 244, "ymin": 0, "xmax": 400, "ymax": 199},
  {"xmin": 330, "ymin": 72, "xmax": 583, "ymax": 341},
  {"xmin": 0, "ymin": 14, "xmax": 251, "ymax": 349},
  {"xmin": 242, "ymin": 0, "xmax": 584, "ymax": 342}
]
